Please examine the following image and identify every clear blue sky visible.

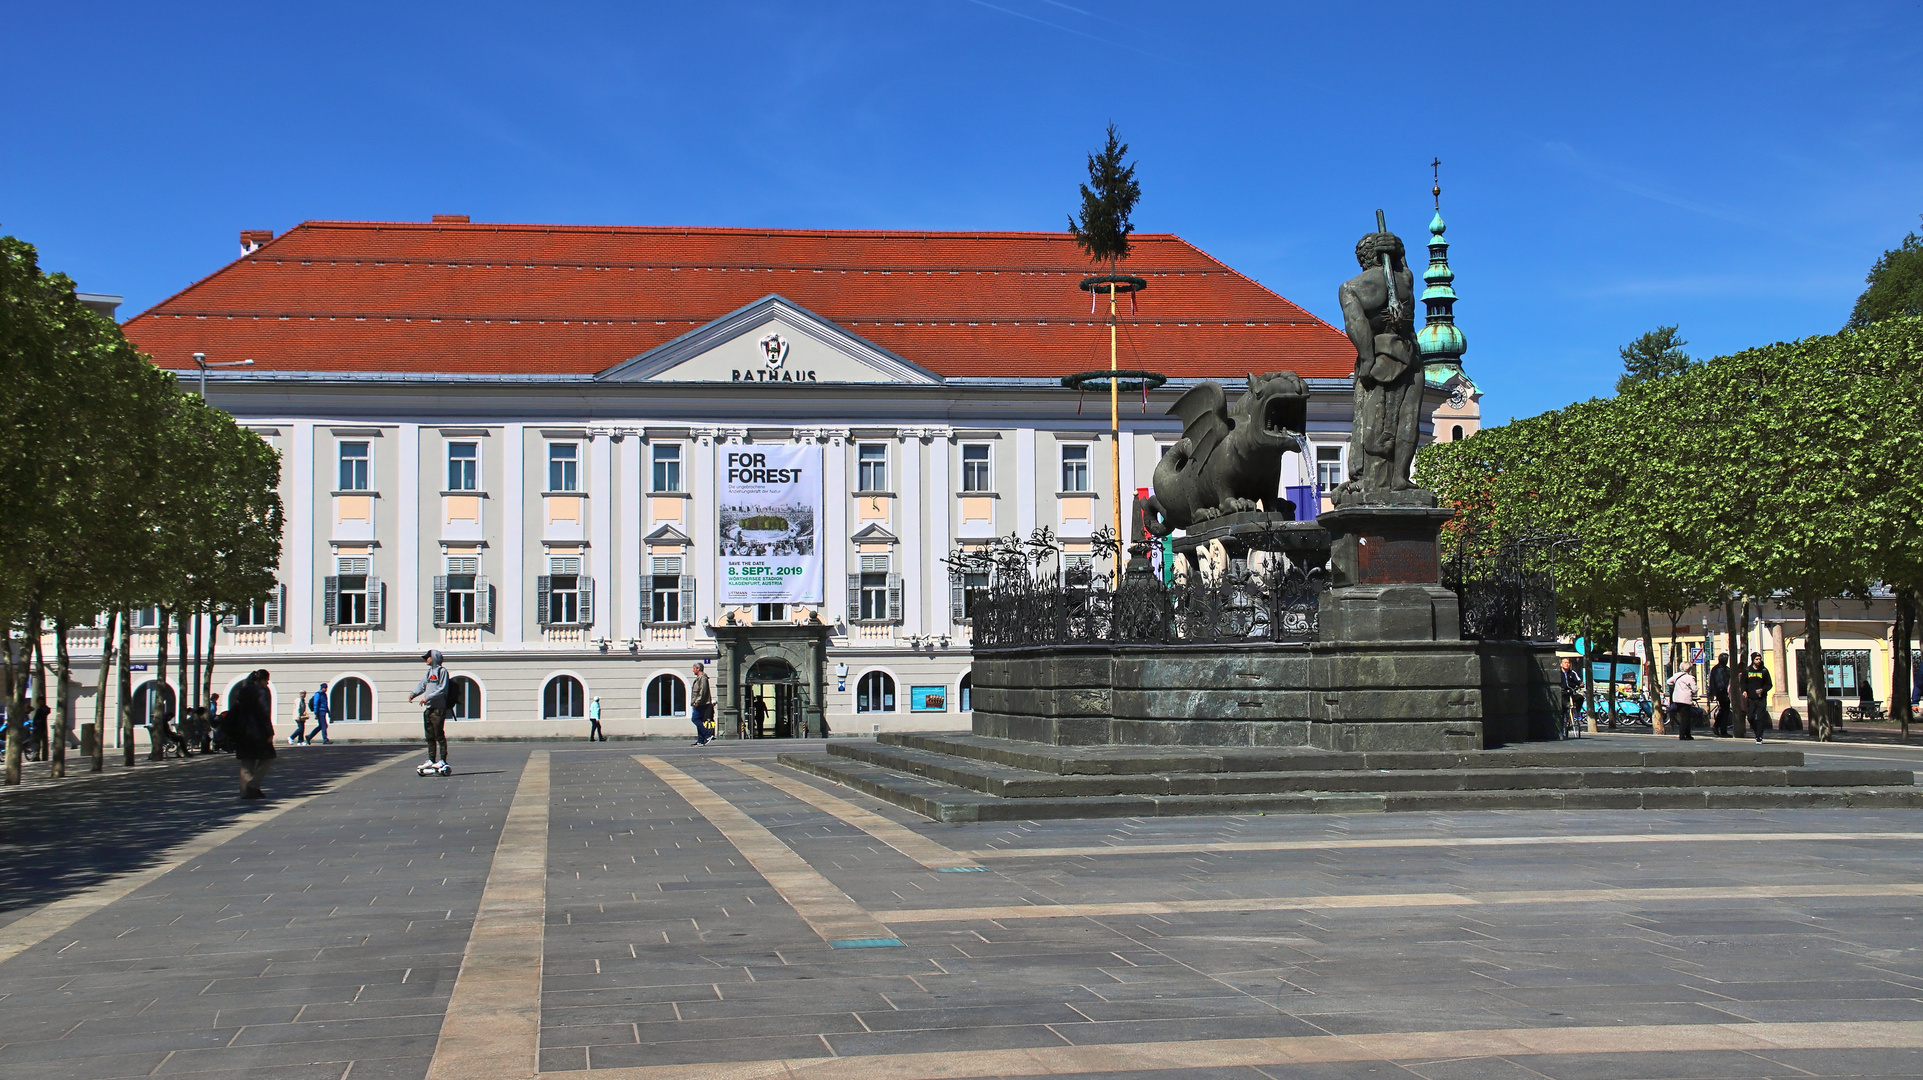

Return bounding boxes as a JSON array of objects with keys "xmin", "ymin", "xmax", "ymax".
[{"xmin": 5, "ymin": 1, "xmax": 1919, "ymax": 423}]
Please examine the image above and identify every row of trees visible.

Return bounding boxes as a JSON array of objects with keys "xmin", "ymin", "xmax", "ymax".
[
  {"xmin": 1, "ymin": 233, "xmax": 283, "ymax": 780},
  {"xmin": 1417, "ymin": 313, "xmax": 1923, "ymax": 740}
]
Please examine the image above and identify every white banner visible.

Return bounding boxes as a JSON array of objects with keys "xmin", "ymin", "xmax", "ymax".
[{"xmin": 718, "ymin": 445, "xmax": 822, "ymax": 604}]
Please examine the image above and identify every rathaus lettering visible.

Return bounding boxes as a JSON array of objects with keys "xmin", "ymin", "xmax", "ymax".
[{"xmin": 730, "ymin": 369, "xmax": 819, "ymax": 382}]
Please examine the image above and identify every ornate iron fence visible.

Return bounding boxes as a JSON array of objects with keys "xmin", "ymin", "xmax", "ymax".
[
  {"xmin": 953, "ymin": 528, "xmax": 1327, "ymax": 649},
  {"xmin": 1442, "ymin": 528, "xmax": 1573, "ymax": 642}
]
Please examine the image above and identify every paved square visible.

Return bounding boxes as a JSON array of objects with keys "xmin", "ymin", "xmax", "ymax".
[{"xmin": 4, "ymin": 736, "xmax": 1923, "ymax": 1079}]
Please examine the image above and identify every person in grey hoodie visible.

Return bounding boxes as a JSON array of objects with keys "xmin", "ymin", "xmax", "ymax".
[{"xmin": 408, "ymin": 649, "xmax": 452, "ymax": 771}]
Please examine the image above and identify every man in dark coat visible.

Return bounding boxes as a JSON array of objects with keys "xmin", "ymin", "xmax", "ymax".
[
  {"xmin": 1708, "ymin": 654, "xmax": 1732, "ymax": 737},
  {"xmin": 229, "ymin": 669, "xmax": 277, "ymax": 799}
]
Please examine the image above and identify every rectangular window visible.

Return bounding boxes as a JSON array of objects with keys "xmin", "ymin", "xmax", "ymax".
[
  {"xmin": 548, "ymin": 443, "xmax": 578, "ymax": 492},
  {"xmin": 231, "ymin": 597, "xmax": 272, "ymax": 627},
  {"xmin": 131, "ymin": 607, "xmax": 160, "ymax": 628},
  {"xmin": 1316, "ymin": 446, "xmax": 1343, "ymax": 492},
  {"xmin": 447, "ymin": 443, "xmax": 478, "ymax": 491},
  {"xmin": 547, "ymin": 556, "xmax": 580, "ymax": 624},
  {"xmin": 962, "ymin": 571, "xmax": 989, "ymax": 620},
  {"xmin": 859, "ymin": 554, "xmax": 890, "ymax": 621},
  {"xmin": 337, "ymin": 556, "xmax": 370, "ymax": 625},
  {"xmin": 1064, "ymin": 552, "xmax": 1094, "ymax": 587},
  {"xmin": 650, "ymin": 556, "xmax": 683, "ymax": 624},
  {"xmin": 1061, "ymin": 444, "xmax": 1090, "ymax": 492},
  {"xmin": 338, "ymin": 441, "xmax": 369, "ymax": 491},
  {"xmin": 445, "ymin": 556, "xmax": 478, "ymax": 625},
  {"xmin": 652, "ymin": 444, "xmax": 682, "ymax": 493},
  {"xmin": 961, "ymin": 444, "xmax": 991, "ymax": 492},
  {"xmin": 755, "ymin": 603, "xmax": 786, "ymax": 622},
  {"xmin": 857, "ymin": 443, "xmax": 887, "ymax": 492}
]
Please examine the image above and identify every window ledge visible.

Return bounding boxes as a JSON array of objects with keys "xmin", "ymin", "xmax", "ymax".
[
  {"xmin": 1056, "ymin": 491, "xmax": 1099, "ymax": 498},
  {"xmin": 648, "ymin": 490, "xmax": 693, "ymax": 498},
  {"xmin": 957, "ymin": 490, "xmax": 1001, "ymax": 498},
  {"xmin": 849, "ymin": 619, "xmax": 903, "ymax": 627},
  {"xmin": 855, "ymin": 490, "xmax": 896, "ymax": 498},
  {"xmin": 332, "ymin": 490, "xmax": 379, "ymax": 497},
  {"xmin": 542, "ymin": 490, "xmax": 587, "ymax": 497},
  {"xmin": 642, "ymin": 621, "xmax": 695, "ymax": 628},
  {"xmin": 440, "ymin": 490, "xmax": 489, "ymax": 498}
]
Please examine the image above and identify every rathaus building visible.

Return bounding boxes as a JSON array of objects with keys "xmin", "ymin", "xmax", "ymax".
[{"xmin": 118, "ymin": 216, "xmax": 1479, "ymax": 740}]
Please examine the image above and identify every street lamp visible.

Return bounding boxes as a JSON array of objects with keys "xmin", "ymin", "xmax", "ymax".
[{"xmin": 189, "ymin": 352, "xmax": 254, "ymax": 397}]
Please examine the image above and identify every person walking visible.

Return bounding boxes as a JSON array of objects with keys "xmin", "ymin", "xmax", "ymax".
[
  {"xmin": 587, "ymin": 696, "xmax": 605, "ymax": 741},
  {"xmin": 407, "ymin": 650, "xmax": 452, "ymax": 774},
  {"xmin": 149, "ymin": 695, "xmax": 187, "ymax": 759},
  {"xmin": 290, "ymin": 687, "xmax": 310, "ymax": 746},
  {"xmin": 689, "ymin": 662, "xmax": 715, "ymax": 746},
  {"xmin": 1707, "ymin": 654, "xmax": 1732, "ymax": 737},
  {"xmin": 1667, "ymin": 665, "xmax": 1699, "ymax": 740},
  {"xmin": 750, "ymin": 694, "xmax": 769, "ymax": 739},
  {"xmin": 1742, "ymin": 653, "xmax": 1774, "ymax": 742},
  {"xmin": 199, "ymin": 693, "xmax": 222, "ymax": 754},
  {"xmin": 306, "ymin": 683, "xmax": 331, "ymax": 744},
  {"xmin": 229, "ymin": 669, "xmax": 276, "ymax": 799}
]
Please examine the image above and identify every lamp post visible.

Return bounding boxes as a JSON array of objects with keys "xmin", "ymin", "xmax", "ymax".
[{"xmin": 189, "ymin": 352, "xmax": 254, "ymax": 397}]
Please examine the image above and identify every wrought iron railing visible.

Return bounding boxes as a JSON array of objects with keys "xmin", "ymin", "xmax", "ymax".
[
  {"xmin": 1442, "ymin": 528, "xmax": 1573, "ymax": 643},
  {"xmin": 954, "ymin": 528, "xmax": 1327, "ymax": 649}
]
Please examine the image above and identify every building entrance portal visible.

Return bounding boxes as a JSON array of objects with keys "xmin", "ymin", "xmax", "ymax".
[
  {"xmin": 743, "ymin": 657, "xmax": 802, "ymax": 738},
  {"xmin": 711, "ymin": 623, "xmax": 830, "ymax": 739}
]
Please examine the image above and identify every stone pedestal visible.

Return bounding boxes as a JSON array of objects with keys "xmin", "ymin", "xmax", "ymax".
[{"xmin": 1316, "ymin": 505, "xmax": 1457, "ymax": 642}]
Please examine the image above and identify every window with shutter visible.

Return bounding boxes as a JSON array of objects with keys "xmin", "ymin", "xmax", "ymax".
[
  {"xmin": 950, "ymin": 575, "xmax": 966, "ymax": 622},
  {"xmin": 578, "ymin": 577, "xmax": 595, "ymax": 627},
  {"xmin": 887, "ymin": 573, "xmax": 904, "ymax": 622},
  {"xmin": 846, "ymin": 574, "xmax": 861, "ymax": 621},
  {"xmin": 432, "ymin": 575, "xmax": 448, "ymax": 627},
  {"xmin": 536, "ymin": 576, "xmax": 551, "ymax": 626},
  {"xmin": 222, "ymin": 609, "xmax": 238, "ymax": 627},
  {"xmin": 366, "ymin": 575, "xmax": 383, "ymax": 627},
  {"xmin": 266, "ymin": 584, "xmax": 282, "ymax": 629},
  {"xmin": 323, "ymin": 576, "xmax": 339, "ymax": 626},
  {"xmin": 474, "ymin": 576, "xmax": 491, "ymax": 627},
  {"xmin": 679, "ymin": 575, "xmax": 696, "ymax": 625}
]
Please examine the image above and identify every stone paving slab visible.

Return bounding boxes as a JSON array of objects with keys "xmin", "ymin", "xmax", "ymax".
[{"xmin": 7, "ymin": 739, "xmax": 1923, "ymax": 1078}]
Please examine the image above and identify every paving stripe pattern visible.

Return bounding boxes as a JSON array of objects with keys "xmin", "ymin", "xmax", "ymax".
[
  {"xmin": 535, "ymin": 1019, "xmax": 1923, "ymax": 1078},
  {"xmin": 959, "ymin": 828, "xmax": 1923, "ymax": 861},
  {"xmin": 0, "ymin": 749, "xmax": 413, "ymax": 966},
  {"xmin": 631, "ymin": 755, "xmax": 903, "ymax": 948},
  {"xmin": 427, "ymin": 750, "xmax": 551, "ymax": 1080},
  {"xmin": 713, "ymin": 758, "xmax": 984, "ymax": 870}
]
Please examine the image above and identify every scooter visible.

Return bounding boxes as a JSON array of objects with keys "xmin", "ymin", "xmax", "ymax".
[{"xmin": 416, "ymin": 760, "xmax": 452, "ymax": 777}]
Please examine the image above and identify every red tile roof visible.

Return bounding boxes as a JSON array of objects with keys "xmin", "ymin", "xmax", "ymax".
[{"xmin": 123, "ymin": 220, "xmax": 1354, "ymax": 380}]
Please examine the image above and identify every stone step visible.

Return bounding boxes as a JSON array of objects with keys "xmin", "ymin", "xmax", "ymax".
[
  {"xmin": 779, "ymin": 751, "xmax": 1923, "ymax": 823},
  {"xmin": 829, "ymin": 740, "xmax": 1911, "ymax": 799},
  {"xmin": 878, "ymin": 732, "xmax": 1811, "ymax": 776}
]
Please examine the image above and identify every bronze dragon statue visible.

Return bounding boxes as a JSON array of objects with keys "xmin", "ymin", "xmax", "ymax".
[{"xmin": 1144, "ymin": 371, "xmax": 1311, "ymax": 538}]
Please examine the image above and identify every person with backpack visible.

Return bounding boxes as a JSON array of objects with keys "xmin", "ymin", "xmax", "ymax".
[
  {"xmin": 407, "ymin": 651, "xmax": 452, "ymax": 775},
  {"xmin": 306, "ymin": 683, "xmax": 331, "ymax": 744},
  {"xmin": 229, "ymin": 669, "xmax": 277, "ymax": 799},
  {"xmin": 1667, "ymin": 665, "xmax": 1700, "ymax": 740},
  {"xmin": 289, "ymin": 687, "xmax": 310, "ymax": 746}
]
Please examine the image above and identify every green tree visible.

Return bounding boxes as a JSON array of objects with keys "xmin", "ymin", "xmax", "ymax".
[
  {"xmin": 1615, "ymin": 325, "xmax": 1693, "ymax": 393},
  {"xmin": 1067, "ymin": 123, "xmax": 1140, "ymax": 269},
  {"xmin": 1846, "ymin": 218, "xmax": 1923, "ymax": 329}
]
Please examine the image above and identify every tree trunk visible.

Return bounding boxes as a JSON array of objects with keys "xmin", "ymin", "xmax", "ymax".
[
  {"xmin": 3, "ymin": 616, "xmax": 21, "ymax": 785},
  {"xmin": 153, "ymin": 606, "xmax": 170, "ymax": 761},
  {"xmin": 1724, "ymin": 595, "xmax": 1741, "ymax": 735},
  {"xmin": 52, "ymin": 617, "xmax": 71, "ymax": 778},
  {"xmin": 33, "ymin": 617, "xmax": 49, "ymax": 762},
  {"xmin": 118, "ymin": 606, "xmax": 134, "ymax": 767},
  {"xmin": 1802, "ymin": 584, "xmax": 1829, "ymax": 741},
  {"xmin": 203, "ymin": 614, "xmax": 219, "ymax": 724},
  {"xmin": 176, "ymin": 613, "xmax": 189, "ymax": 720},
  {"xmin": 1892, "ymin": 590, "xmax": 1914, "ymax": 744},
  {"xmin": 93, "ymin": 610, "xmax": 116, "ymax": 772},
  {"xmin": 1582, "ymin": 605, "xmax": 1597, "ymax": 733},
  {"xmin": 190, "ymin": 609, "xmax": 201, "ymax": 717},
  {"xmin": 1640, "ymin": 605, "xmax": 1664, "ymax": 734}
]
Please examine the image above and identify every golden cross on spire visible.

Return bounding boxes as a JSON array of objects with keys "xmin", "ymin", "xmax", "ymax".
[{"xmin": 1431, "ymin": 158, "xmax": 1441, "ymax": 209}]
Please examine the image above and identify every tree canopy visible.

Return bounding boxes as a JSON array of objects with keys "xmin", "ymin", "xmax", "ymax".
[
  {"xmin": 1846, "ymin": 217, "xmax": 1923, "ymax": 329},
  {"xmin": 1615, "ymin": 325, "xmax": 1694, "ymax": 392}
]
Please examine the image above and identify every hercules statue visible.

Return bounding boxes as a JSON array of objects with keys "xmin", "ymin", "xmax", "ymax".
[{"xmin": 1334, "ymin": 229, "xmax": 1433, "ymax": 507}]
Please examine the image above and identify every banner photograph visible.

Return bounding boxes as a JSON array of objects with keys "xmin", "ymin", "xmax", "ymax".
[{"xmin": 717, "ymin": 446, "xmax": 822, "ymax": 604}]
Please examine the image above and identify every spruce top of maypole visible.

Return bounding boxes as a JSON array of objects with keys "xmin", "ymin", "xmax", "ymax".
[{"xmin": 1070, "ymin": 123, "xmax": 1147, "ymax": 297}]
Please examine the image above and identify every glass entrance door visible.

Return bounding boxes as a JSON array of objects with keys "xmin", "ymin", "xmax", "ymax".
[{"xmin": 742, "ymin": 657, "xmax": 802, "ymax": 738}]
